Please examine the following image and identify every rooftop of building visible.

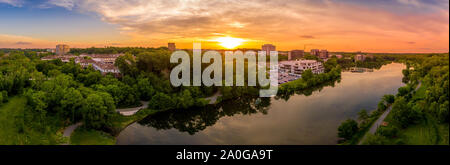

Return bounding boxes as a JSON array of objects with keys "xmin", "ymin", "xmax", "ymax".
[{"xmin": 94, "ymin": 63, "xmax": 118, "ymax": 70}]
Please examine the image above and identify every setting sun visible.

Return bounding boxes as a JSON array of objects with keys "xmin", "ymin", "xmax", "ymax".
[{"xmin": 215, "ymin": 37, "xmax": 245, "ymax": 49}]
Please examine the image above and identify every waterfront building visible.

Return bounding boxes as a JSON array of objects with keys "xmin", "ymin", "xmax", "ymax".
[{"xmin": 279, "ymin": 59, "xmax": 324, "ymax": 75}]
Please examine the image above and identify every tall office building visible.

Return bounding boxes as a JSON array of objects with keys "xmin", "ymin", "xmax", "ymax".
[
  {"xmin": 168, "ymin": 43, "xmax": 176, "ymax": 51},
  {"xmin": 310, "ymin": 49, "xmax": 320, "ymax": 56},
  {"xmin": 55, "ymin": 44, "xmax": 70, "ymax": 55},
  {"xmin": 319, "ymin": 49, "xmax": 329, "ymax": 59},
  {"xmin": 289, "ymin": 50, "xmax": 304, "ymax": 60},
  {"xmin": 262, "ymin": 44, "xmax": 276, "ymax": 55}
]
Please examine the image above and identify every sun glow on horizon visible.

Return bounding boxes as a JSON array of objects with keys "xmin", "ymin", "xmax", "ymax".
[{"xmin": 215, "ymin": 37, "xmax": 245, "ymax": 49}]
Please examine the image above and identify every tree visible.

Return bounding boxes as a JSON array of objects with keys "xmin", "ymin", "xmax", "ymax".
[
  {"xmin": 324, "ymin": 58, "xmax": 338, "ymax": 72},
  {"xmin": 304, "ymin": 54, "xmax": 319, "ymax": 61},
  {"xmin": 60, "ymin": 88, "xmax": 84, "ymax": 122},
  {"xmin": 338, "ymin": 119, "xmax": 359, "ymax": 140},
  {"xmin": 397, "ymin": 86, "xmax": 411, "ymax": 97},
  {"xmin": 302, "ymin": 69, "xmax": 313, "ymax": 81},
  {"xmin": 81, "ymin": 92, "xmax": 115, "ymax": 129},
  {"xmin": 402, "ymin": 69, "xmax": 410, "ymax": 83},
  {"xmin": 357, "ymin": 109, "xmax": 369, "ymax": 123},
  {"xmin": 48, "ymin": 69, "xmax": 62, "ymax": 77},
  {"xmin": 382, "ymin": 94, "xmax": 395, "ymax": 104},
  {"xmin": 136, "ymin": 50, "xmax": 171, "ymax": 73},
  {"xmin": 137, "ymin": 77, "xmax": 155, "ymax": 101},
  {"xmin": 176, "ymin": 90, "xmax": 195, "ymax": 109},
  {"xmin": 149, "ymin": 92, "xmax": 175, "ymax": 110},
  {"xmin": 25, "ymin": 90, "xmax": 48, "ymax": 126},
  {"xmin": 83, "ymin": 71, "xmax": 102, "ymax": 86},
  {"xmin": 115, "ymin": 53, "xmax": 139, "ymax": 77},
  {"xmin": 438, "ymin": 101, "xmax": 449, "ymax": 123},
  {"xmin": 391, "ymin": 97, "xmax": 422, "ymax": 128},
  {"xmin": 30, "ymin": 71, "xmax": 46, "ymax": 89},
  {"xmin": 0, "ymin": 91, "xmax": 7, "ymax": 104},
  {"xmin": 376, "ymin": 126, "xmax": 398, "ymax": 138},
  {"xmin": 377, "ymin": 101, "xmax": 387, "ymax": 111}
]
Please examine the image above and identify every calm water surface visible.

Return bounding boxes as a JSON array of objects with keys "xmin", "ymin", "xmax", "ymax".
[{"xmin": 117, "ymin": 63, "xmax": 405, "ymax": 145}]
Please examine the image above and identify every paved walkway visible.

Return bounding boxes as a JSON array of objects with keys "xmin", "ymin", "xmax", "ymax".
[
  {"xmin": 204, "ymin": 91, "xmax": 222, "ymax": 104},
  {"xmin": 358, "ymin": 82, "xmax": 422, "ymax": 145},
  {"xmin": 61, "ymin": 122, "xmax": 82, "ymax": 145},
  {"xmin": 60, "ymin": 101, "xmax": 150, "ymax": 144},
  {"xmin": 63, "ymin": 122, "xmax": 82, "ymax": 137},
  {"xmin": 116, "ymin": 101, "xmax": 149, "ymax": 116}
]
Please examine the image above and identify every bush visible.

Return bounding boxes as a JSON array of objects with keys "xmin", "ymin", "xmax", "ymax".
[
  {"xmin": 397, "ymin": 86, "xmax": 412, "ymax": 97},
  {"xmin": 338, "ymin": 119, "xmax": 359, "ymax": 140},
  {"xmin": 377, "ymin": 101, "xmax": 387, "ymax": 111},
  {"xmin": 376, "ymin": 126, "xmax": 399, "ymax": 138},
  {"xmin": 363, "ymin": 134, "xmax": 390, "ymax": 145},
  {"xmin": 0, "ymin": 91, "xmax": 7, "ymax": 103},
  {"xmin": 149, "ymin": 92, "xmax": 175, "ymax": 110},
  {"xmin": 382, "ymin": 94, "xmax": 395, "ymax": 104}
]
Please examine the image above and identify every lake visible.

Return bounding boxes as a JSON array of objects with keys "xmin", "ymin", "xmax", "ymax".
[{"xmin": 116, "ymin": 63, "xmax": 406, "ymax": 145}]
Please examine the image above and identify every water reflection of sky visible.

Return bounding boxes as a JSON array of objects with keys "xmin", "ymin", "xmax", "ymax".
[{"xmin": 117, "ymin": 63, "xmax": 406, "ymax": 145}]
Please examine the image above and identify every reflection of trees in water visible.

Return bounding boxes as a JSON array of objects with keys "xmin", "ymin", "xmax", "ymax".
[
  {"xmin": 137, "ymin": 78, "xmax": 340, "ymax": 135},
  {"xmin": 275, "ymin": 78, "xmax": 341, "ymax": 101},
  {"xmin": 137, "ymin": 96, "xmax": 271, "ymax": 135}
]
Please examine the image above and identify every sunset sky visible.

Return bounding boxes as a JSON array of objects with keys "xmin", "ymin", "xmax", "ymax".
[{"xmin": 0, "ymin": 0, "xmax": 448, "ymax": 53}]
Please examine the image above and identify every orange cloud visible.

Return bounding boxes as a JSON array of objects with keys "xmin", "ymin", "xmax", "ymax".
[{"xmin": 4, "ymin": 0, "xmax": 449, "ymax": 52}]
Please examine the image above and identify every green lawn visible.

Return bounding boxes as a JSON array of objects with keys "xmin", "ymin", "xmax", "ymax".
[
  {"xmin": 411, "ymin": 83, "xmax": 427, "ymax": 101},
  {"xmin": 0, "ymin": 97, "xmax": 26, "ymax": 144},
  {"xmin": 437, "ymin": 123, "xmax": 449, "ymax": 145},
  {"xmin": 397, "ymin": 117, "xmax": 438, "ymax": 145},
  {"xmin": 384, "ymin": 113, "xmax": 448, "ymax": 145},
  {"xmin": 70, "ymin": 127, "xmax": 116, "ymax": 145},
  {"xmin": 0, "ymin": 96, "xmax": 65, "ymax": 145}
]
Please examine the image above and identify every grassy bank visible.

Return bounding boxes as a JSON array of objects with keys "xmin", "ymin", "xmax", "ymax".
[
  {"xmin": 0, "ymin": 96, "xmax": 65, "ymax": 145},
  {"xmin": 341, "ymin": 108, "xmax": 385, "ymax": 145},
  {"xmin": 0, "ymin": 97, "xmax": 27, "ymax": 144},
  {"xmin": 359, "ymin": 82, "xmax": 449, "ymax": 145},
  {"xmin": 383, "ymin": 113, "xmax": 448, "ymax": 145},
  {"xmin": 110, "ymin": 108, "xmax": 160, "ymax": 135},
  {"xmin": 69, "ymin": 108, "xmax": 160, "ymax": 145},
  {"xmin": 70, "ymin": 127, "xmax": 116, "ymax": 145}
]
